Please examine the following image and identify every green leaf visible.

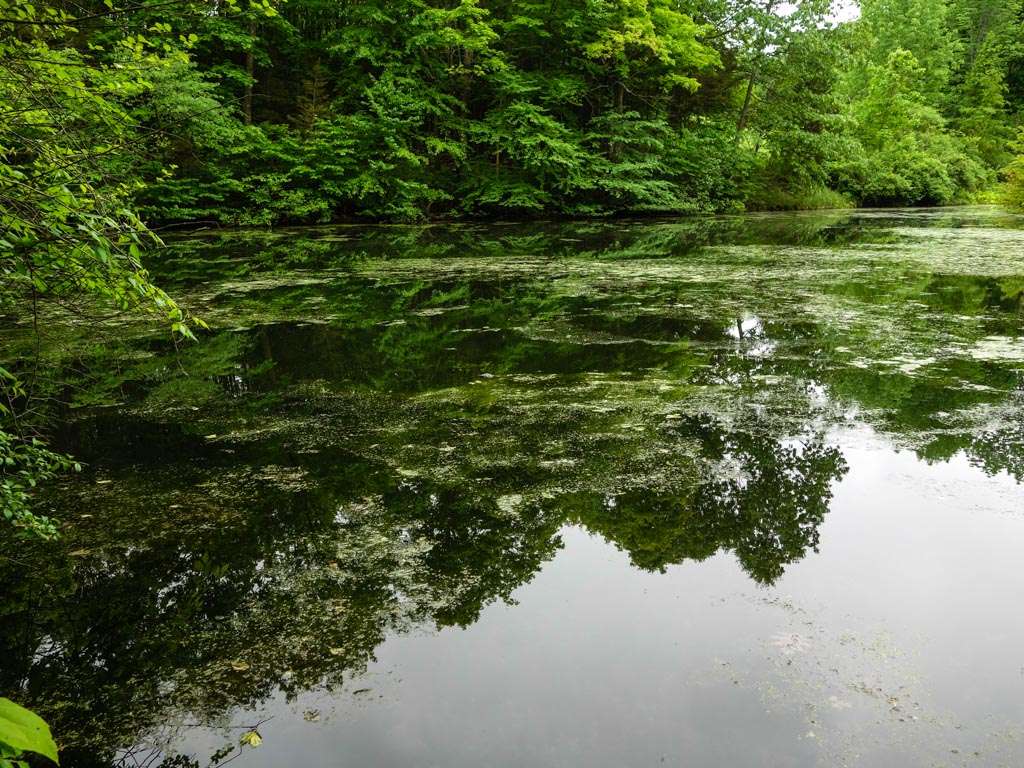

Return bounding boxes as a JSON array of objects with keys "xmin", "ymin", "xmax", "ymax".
[
  {"xmin": 0, "ymin": 699, "xmax": 59, "ymax": 765},
  {"xmin": 239, "ymin": 731, "xmax": 262, "ymax": 748}
]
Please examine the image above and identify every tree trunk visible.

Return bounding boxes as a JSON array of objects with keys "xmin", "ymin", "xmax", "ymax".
[
  {"xmin": 243, "ymin": 23, "xmax": 255, "ymax": 125},
  {"xmin": 736, "ymin": 62, "xmax": 758, "ymax": 134},
  {"xmin": 736, "ymin": 0, "xmax": 777, "ymax": 136}
]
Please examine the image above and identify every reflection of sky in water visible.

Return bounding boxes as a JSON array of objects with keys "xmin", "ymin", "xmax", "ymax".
[
  {"xmin": 725, "ymin": 313, "xmax": 778, "ymax": 358},
  {"xmin": 175, "ymin": 428, "xmax": 1024, "ymax": 768}
]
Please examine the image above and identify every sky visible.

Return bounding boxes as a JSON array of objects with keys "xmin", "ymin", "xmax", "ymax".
[
  {"xmin": 779, "ymin": 1, "xmax": 860, "ymax": 22},
  {"xmin": 832, "ymin": 1, "xmax": 861, "ymax": 22}
]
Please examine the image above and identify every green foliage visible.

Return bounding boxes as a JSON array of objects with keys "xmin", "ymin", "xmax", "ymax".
[
  {"xmin": 836, "ymin": 47, "xmax": 989, "ymax": 206},
  {"xmin": 0, "ymin": 7, "xmax": 196, "ymax": 332},
  {"xmin": 0, "ymin": 428, "xmax": 74, "ymax": 541},
  {"xmin": 948, "ymin": 0, "xmax": 1024, "ymax": 168},
  {"xmin": 746, "ymin": 185, "xmax": 853, "ymax": 211},
  {"xmin": 0, "ymin": 697, "xmax": 59, "ymax": 766},
  {"xmin": 4, "ymin": 0, "xmax": 1022, "ymax": 228},
  {"xmin": 850, "ymin": 0, "xmax": 961, "ymax": 103},
  {"xmin": 825, "ymin": 0, "xmax": 1024, "ymax": 206},
  {"xmin": 0, "ymin": 0, "xmax": 207, "ymax": 534},
  {"xmin": 1004, "ymin": 130, "xmax": 1024, "ymax": 211},
  {"xmin": 53, "ymin": 0, "xmax": 1018, "ymax": 223},
  {"xmin": 129, "ymin": 0, "xmax": 727, "ymax": 221}
]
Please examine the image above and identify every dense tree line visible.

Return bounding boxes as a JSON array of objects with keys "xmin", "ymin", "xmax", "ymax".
[
  {"xmin": 6, "ymin": 0, "xmax": 1024, "ymax": 229},
  {"xmin": 133, "ymin": 0, "xmax": 1024, "ymax": 220}
]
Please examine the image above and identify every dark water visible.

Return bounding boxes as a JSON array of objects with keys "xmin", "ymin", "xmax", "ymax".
[{"xmin": 2, "ymin": 207, "xmax": 1023, "ymax": 767}]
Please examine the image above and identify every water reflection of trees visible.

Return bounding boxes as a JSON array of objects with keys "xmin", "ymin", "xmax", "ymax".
[
  {"xmin": 0, "ymin": 401, "xmax": 848, "ymax": 766},
  {"xmin": 572, "ymin": 419, "xmax": 846, "ymax": 584},
  {"xmin": 2, "ymin": 209, "xmax": 1023, "ymax": 765}
]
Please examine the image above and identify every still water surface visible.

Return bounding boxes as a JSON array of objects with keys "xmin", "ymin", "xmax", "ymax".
[{"xmin": 2, "ymin": 207, "xmax": 1023, "ymax": 767}]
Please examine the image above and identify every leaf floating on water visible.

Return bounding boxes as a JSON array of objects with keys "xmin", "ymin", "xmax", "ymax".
[{"xmin": 239, "ymin": 730, "xmax": 262, "ymax": 748}]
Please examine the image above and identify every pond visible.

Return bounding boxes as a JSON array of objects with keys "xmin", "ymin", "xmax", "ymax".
[{"xmin": 2, "ymin": 206, "xmax": 1023, "ymax": 767}]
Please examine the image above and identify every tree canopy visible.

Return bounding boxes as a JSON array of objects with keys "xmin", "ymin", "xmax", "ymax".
[{"xmin": 5, "ymin": 0, "xmax": 1019, "ymax": 230}]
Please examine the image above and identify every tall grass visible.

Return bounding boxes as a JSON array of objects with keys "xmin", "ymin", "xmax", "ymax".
[{"xmin": 746, "ymin": 186, "xmax": 855, "ymax": 211}]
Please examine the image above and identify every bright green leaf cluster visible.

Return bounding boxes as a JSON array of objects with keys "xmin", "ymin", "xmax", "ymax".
[{"xmin": 0, "ymin": 697, "xmax": 60, "ymax": 767}]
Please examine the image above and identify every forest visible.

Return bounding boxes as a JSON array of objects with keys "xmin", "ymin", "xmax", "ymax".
[{"xmin": 4, "ymin": 0, "xmax": 1024, "ymax": 229}]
